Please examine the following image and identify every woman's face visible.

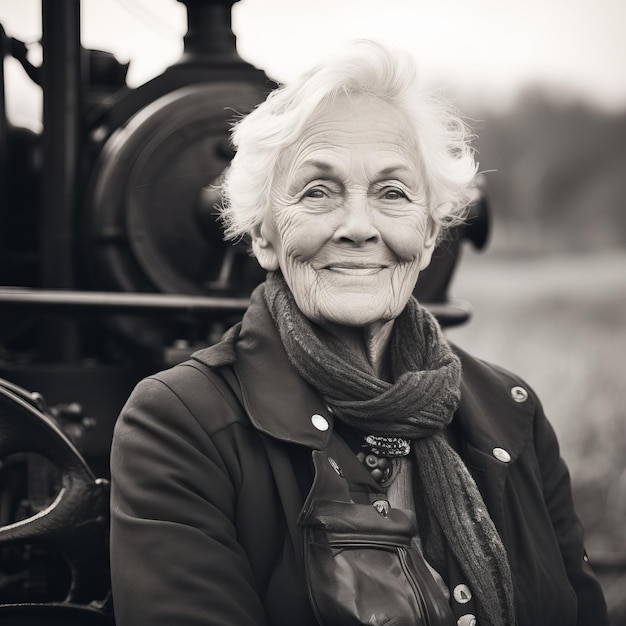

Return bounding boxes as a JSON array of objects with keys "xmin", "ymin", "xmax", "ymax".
[{"xmin": 252, "ymin": 94, "xmax": 438, "ymax": 328}]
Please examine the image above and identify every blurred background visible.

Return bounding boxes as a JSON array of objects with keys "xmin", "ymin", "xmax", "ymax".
[{"xmin": 1, "ymin": 0, "xmax": 625, "ymax": 621}]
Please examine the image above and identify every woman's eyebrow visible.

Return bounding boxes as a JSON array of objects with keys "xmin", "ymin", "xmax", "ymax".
[
  {"xmin": 296, "ymin": 160, "xmax": 338, "ymax": 176},
  {"xmin": 376, "ymin": 164, "xmax": 414, "ymax": 177},
  {"xmin": 287, "ymin": 160, "xmax": 343, "ymax": 192},
  {"xmin": 372, "ymin": 164, "xmax": 420, "ymax": 189}
]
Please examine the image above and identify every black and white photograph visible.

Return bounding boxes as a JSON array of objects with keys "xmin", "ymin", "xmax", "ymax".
[{"xmin": 0, "ymin": 1, "xmax": 624, "ymax": 624}]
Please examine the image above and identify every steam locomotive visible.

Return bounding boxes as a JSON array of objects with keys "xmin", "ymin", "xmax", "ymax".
[{"xmin": 0, "ymin": 1, "xmax": 488, "ymax": 622}]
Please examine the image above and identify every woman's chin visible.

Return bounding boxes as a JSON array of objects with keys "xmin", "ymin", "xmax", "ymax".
[{"xmin": 311, "ymin": 293, "xmax": 403, "ymax": 328}]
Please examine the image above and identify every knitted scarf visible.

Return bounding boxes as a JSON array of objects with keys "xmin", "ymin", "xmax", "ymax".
[{"xmin": 263, "ymin": 271, "xmax": 516, "ymax": 626}]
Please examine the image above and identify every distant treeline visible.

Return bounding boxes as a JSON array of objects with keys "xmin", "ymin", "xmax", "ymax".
[{"xmin": 468, "ymin": 89, "xmax": 626, "ymax": 253}]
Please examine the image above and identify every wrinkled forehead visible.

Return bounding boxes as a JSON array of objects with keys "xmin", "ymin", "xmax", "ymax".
[{"xmin": 276, "ymin": 93, "xmax": 421, "ymax": 172}]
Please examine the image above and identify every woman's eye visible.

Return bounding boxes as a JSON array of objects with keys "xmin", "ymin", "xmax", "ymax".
[
  {"xmin": 304, "ymin": 187, "xmax": 327, "ymax": 199},
  {"xmin": 381, "ymin": 187, "xmax": 407, "ymax": 200}
]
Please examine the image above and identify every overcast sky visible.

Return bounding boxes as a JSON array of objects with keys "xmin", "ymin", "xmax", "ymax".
[{"xmin": 2, "ymin": 0, "xmax": 626, "ymax": 129}]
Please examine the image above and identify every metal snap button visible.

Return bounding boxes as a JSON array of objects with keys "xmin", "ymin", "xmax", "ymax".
[
  {"xmin": 511, "ymin": 385, "xmax": 528, "ymax": 402},
  {"xmin": 492, "ymin": 447, "xmax": 512, "ymax": 463},
  {"xmin": 372, "ymin": 499, "xmax": 390, "ymax": 518},
  {"xmin": 311, "ymin": 414, "xmax": 329, "ymax": 431},
  {"xmin": 457, "ymin": 615, "xmax": 476, "ymax": 626},
  {"xmin": 453, "ymin": 583, "xmax": 472, "ymax": 604},
  {"xmin": 328, "ymin": 456, "xmax": 342, "ymax": 476}
]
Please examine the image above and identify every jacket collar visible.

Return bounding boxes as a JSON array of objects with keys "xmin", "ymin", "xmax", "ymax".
[
  {"xmin": 195, "ymin": 284, "xmax": 334, "ymax": 450},
  {"xmin": 194, "ymin": 285, "xmax": 534, "ymax": 461}
]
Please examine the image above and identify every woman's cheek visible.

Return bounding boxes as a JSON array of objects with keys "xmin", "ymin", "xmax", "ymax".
[
  {"xmin": 385, "ymin": 234, "xmax": 423, "ymax": 264},
  {"xmin": 278, "ymin": 218, "xmax": 333, "ymax": 263},
  {"xmin": 379, "ymin": 212, "xmax": 429, "ymax": 256}
]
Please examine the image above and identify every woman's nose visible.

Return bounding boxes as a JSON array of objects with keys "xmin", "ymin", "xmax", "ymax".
[{"xmin": 333, "ymin": 196, "xmax": 379, "ymax": 246}]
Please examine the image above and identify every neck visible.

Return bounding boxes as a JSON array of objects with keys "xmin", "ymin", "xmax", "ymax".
[{"xmin": 323, "ymin": 320, "xmax": 395, "ymax": 379}]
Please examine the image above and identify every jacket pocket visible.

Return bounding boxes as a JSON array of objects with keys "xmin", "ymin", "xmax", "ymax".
[{"xmin": 301, "ymin": 499, "xmax": 455, "ymax": 626}]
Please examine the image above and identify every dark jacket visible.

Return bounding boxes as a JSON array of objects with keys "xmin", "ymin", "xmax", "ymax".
[{"xmin": 110, "ymin": 287, "xmax": 608, "ymax": 626}]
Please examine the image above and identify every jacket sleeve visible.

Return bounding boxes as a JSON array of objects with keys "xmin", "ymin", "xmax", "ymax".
[
  {"xmin": 533, "ymin": 399, "xmax": 609, "ymax": 626},
  {"xmin": 110, "ymin": 374, "xmax": 268, "ymax": 626}
]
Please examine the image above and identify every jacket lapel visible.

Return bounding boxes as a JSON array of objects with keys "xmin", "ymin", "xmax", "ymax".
[{"xmin": 217, "ymin": 285, "xmax": 334, "ymax": 450}]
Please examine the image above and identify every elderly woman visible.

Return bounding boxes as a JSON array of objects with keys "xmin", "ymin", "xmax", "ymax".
[{"xmin": 110, "ymin": 41, "xmax": 608, "ymax": 626}]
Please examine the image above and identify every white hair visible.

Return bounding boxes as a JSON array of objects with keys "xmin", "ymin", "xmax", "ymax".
[{"xmin": 220, "ymin": 39, "xmax": 478, "ymax": 241}]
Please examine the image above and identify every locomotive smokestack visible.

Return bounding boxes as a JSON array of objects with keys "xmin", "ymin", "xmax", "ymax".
[{"xmin": 177, "ymin": 0, "xmax": 242, "ymax": 63}]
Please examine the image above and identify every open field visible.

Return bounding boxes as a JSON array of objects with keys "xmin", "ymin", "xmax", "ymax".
[{"xmin": 445, "ymin": 249, "xmax": 626, "ymax": 621}]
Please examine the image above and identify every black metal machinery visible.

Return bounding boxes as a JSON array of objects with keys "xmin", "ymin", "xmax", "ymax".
[
  {"xmin": 1, "ymin": 0, "xmax": 274, "ymax": 477},
  {"xmin": 0, "ymin": 0, "xmax": 489, "ymax": 619}
]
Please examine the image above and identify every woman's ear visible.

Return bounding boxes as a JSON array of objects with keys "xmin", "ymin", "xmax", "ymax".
[
  {"xmin": 418, "ymin": 218, "xmax": 440, "ymax": 271},
  {"xmin": 251, "ymin": 225, "xmax": 280, "ymax": 271}
]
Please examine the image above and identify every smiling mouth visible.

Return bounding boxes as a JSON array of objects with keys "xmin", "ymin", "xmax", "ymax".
[{"xmin": 324, "ymin": 264, "xmax": 388, "ymax": 275}]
